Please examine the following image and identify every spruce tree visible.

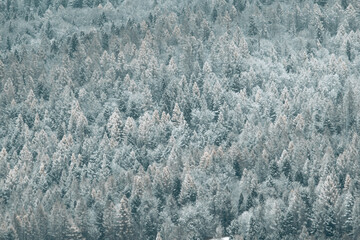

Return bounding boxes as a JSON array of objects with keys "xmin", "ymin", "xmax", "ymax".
[
  {"xmin": 179, "ymin": 174, "xmax": 197, "ymax": 205},
  {"xmin": 249, "ymin": 16, "xmax": 258, "ymax": 36},
  {"xmin": 115, "ymin": 196, "xmax": 133, "ymax": 240}
]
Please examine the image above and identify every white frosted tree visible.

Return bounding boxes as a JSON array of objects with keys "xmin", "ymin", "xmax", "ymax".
[
  {"xmin": 0, "ymin": 148, "xmax": 9, "ymax": 179},
  {"xmin": 3, "ymin": 78, "xmax": 15, "ymax": 102},
  {"xmin": 103, "ymin": 201, "xmax": 116, "ymax": 239},
  {"xmin": 115, "ymin": 196, "xmax": 133, "ymax": 240},
  {"xmin": 179, "ymin": 173, "xmax": 197, "ymax": 205},
  {"xmin": 66, "ymin": 218, "xmax": 84, "ymax": 240},
  {"xmin": 312, "ymin": 174, "xmax": 338, "ymax": 237},
  {"xmin": 107, "ymin": 109, "xmax": 123, "ymax": 142},
  {"xmin": 171, "ymin": 103, "xmax": 185, "ymax": 126},
  {"xmin": 123, "ymin": 117, "xmax": 136, "ymax": 145}
]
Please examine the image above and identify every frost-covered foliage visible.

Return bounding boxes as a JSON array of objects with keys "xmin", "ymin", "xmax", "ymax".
[{"xmin": 0, "ymin": 0, "xmax": 360, "ymax": 239}]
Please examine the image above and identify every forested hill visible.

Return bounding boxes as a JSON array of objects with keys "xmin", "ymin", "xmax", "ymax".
[{"xmin": 0, "ymin": 0, "xmax": 360, "ymax": 239}]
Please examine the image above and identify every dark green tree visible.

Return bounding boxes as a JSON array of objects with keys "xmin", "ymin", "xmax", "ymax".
[
  {"xmin": 6, "ymin": 37, "xmax": 11, "ymax": 51},
  {"xmin": 249, "ymin": 16, "xmax": 258, "ymax": 36},
  {"xmin": 69, "ymin": 33, "xmax": 79, "ymax": 57},
  {"xmin": 346, "ymin": 40, "xmax": 352, "ymax": 62},
  {"xmin": 71, "ymin": 0, "xmax": 83, "ymax": 8}
]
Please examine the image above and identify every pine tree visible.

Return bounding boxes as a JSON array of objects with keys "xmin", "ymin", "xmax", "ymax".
[
  {"xmin": 35, "ymin": 203, "xmax": 48, "ymax": 239},
  {"xmin": 100, "ymin": 153, "xmax": 112, "ymax": 181},
  {"xmin": 282, "ymin": 210, "xmax": 297, "ymax": 236},
  {"xmin": 346, "ymin": 40, "xmax": 352, "ymax": 61},
  {"xmin": 153, "ymin": 168, "xmax": 165, "ymax": 210},
  {"xmin": 179, "ymin": 173, "xmax": 197, "ymax": 205},
  {"xmin": 66, "ymin": 218, "xmax": 84, "ymax": 240},
  {"xmin": 69, "ymin": 33, "xmax": 79, "ymax": 57},
  {"xmin": 345, "ymin": 4, "xmax": 357, "ymax": 31},
  {"xmin": 0, "ymin": 60, "xmax": 4, "ymax": 81},
  {"xmin": 281, "ymin": 150, "xmax": 292, "ymax": 180},
  {"xmin": 352, "ymin": 198, "xmax": 360, "ymax": 237},
  {"xmin": 171, "ymin": 103, "xmax": 185, "ymax": 126},
  {"xmin": 162, "ymin": 166, "xmax": 172, "ymax": 194},
  {"xmin": 20, "ymin": 144, "xmax": 33, "ymax": 173},
  {"xmin": 115, "ymin": 196, "xmax": 133, "ymax": 240},
  {"xmin": 342, "ymin": 192, "xmax": 354, "ymax": 237},
  {"xmin": 3, "ymin": 78, "xmax": 15, "ymax": 102},
  {"xmin": 23, "ymin": 214, "xmax": 33, "ymax": 240},
  {"xmin": 247, "ymin": 215, "xmax": 259, "ymax": 239},
  {"xmin": 49, "ymin": 202, "xmax": 67, "ymax": 239},
  {"xmin": 249, "ymin": 16, "xmax": 258, "ymax": 36},
  {"xmin": 270, "ymin": 160, "xmax": 280, "ymax": 179},
  {"xmin": 239, "ymin": 37, "xmax": 249, "ymax": 58},
  {"xmin": 218, "ymin": 190, "xmax": 234, "ymax": 230},
  {"xmin": 0, "ymin": 148, "xmax": 9, "ymax": 179},
  {"xmin": 172, "ymin": 176, "xmax": 182, "ymax": 201},
  {"xmin": 107, "ymin": 109, "xmax": 123, "ymax": 142},
  {"xmin": 324, "ymin": 208, "xmax": 336, "ymax": 237},
  {"xmin": 6, "ymin": 37, "xmax": 11, "ymax": 51},
  {"xmin": 315, "ymin": 18, "xmax": 325, "ymax": 44},
  {"xmin": 245, "ymin": 194, "xmax": 254, "ymax": 211},
  {"xmin": 312, "ymin": 175, "xmax": 338, "ymax": 237},
  {"xmin": 344, "ymin": 85, "xmax": 355, "ymax": 134},
  {"xmin": 238, "ymin": 193, "xmax": 244, "ymax": 214},
  {"xmin": 123, "ymin": 117, "xmax": 136, "ymax": 145},
  {"xmin": 75, "ymin": 199, "xmax": 88, "ymax": 239}
]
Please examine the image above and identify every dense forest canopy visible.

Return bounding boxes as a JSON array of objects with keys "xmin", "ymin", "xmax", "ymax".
[{"xmin": 0, "ymin": 0, "xmax": 360, "ymax": 239}]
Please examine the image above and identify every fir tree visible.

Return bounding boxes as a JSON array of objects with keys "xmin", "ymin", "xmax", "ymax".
[
  {"xmin": 115, "ymin": 196, "xmax": 133, "ymax": 240},
  {"xmin": 249, "ymin": 16, "xmax": 258, "ymax": 36},
  {"xmin": 179, "ymin": 173, "xmax": 197, "ymax": 205}
]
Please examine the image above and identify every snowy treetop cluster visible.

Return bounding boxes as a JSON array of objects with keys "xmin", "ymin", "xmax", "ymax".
[{"xmin": 0, "ymin": 0, "xmax": 360, "ymax": 239}]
